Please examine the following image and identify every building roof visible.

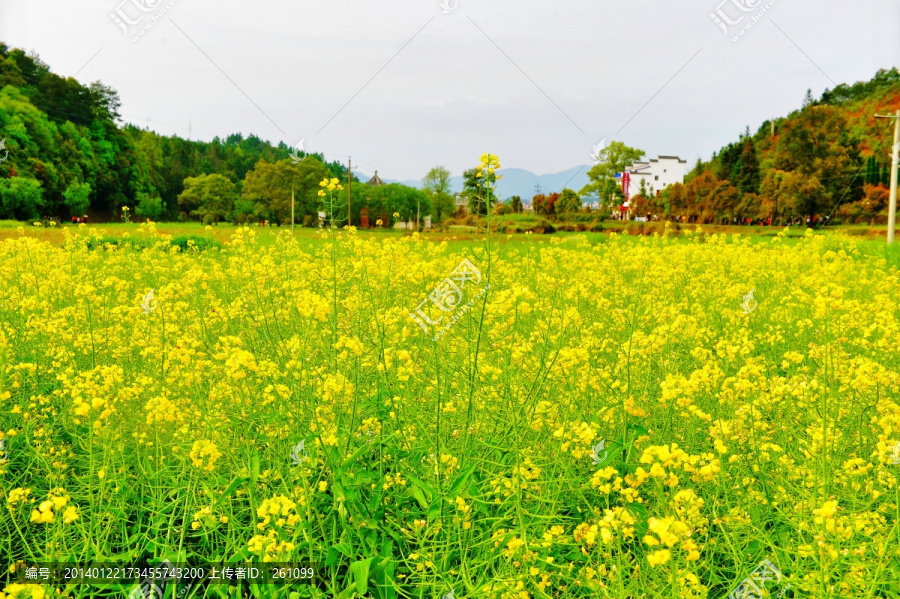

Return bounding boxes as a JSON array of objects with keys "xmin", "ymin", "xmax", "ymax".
[
  {"xmin": 367, "ymin": 170, "xmax": 385, "ymax": 186},
  {"xmin": 626, "ymin": 155, "xmax": 686, "ymax": 169}
]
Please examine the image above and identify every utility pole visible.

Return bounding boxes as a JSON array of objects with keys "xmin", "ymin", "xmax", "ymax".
[
  {"xmin": 347, "ymin": 158, "xmax": 352, "ymax": 228},
  {"xmin": 875, "ymin": 108, "xmax": 900, "ymax": 244}
]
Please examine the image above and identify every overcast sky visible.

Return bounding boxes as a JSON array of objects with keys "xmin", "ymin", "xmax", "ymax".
[{"xmin": 1, "ymin": 0, "xmax": 898, "ymax": 182}]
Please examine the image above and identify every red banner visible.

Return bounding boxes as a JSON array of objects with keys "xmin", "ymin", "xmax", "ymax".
[{"xmin": 622, "ymin": 171, "xmax": 630, "ymax": 201}]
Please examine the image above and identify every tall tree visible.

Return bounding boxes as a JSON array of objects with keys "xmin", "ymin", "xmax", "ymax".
[
  {"xmin": 735, "ymin": 137, "xmax": 760, "ymax": 194},
  {"xmin": 531, "ymin": 193, "xmax": 550, "ymax": 216},
  {"xmin": 422, "ymin": 166, "xmax": 455, "ymax": 223},
  {"xmin": 556, "ymin": 188, "xmax": 582, "ymax": 213},
  {"xmin": 63, "ymin": 182, "xmax": 91, "ymax": 217},
  {"xmin": 178, "ymin": 174, "xmax": 237, "ymax": 223},
  {"xmin": 580, "ymin": 141, "xmax": 643, "ymax": 198},
  {"xmin": 0, "ymin": 177, "xmax": 44, "ymax": 220},
  {"xmin": 241, "ymin": 158, "xmax": 328, "ymax": 224},
  {"xmin": 760, "ymin": 169, "xmax": 828, "ymax": 223}
]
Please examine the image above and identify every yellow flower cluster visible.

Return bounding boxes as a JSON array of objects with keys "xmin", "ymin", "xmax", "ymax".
[
  {"xmin": 553, "ymin": 421, "xmax": 599, "ymax": 457},
  {"xmin": 477, "ymin": 153, "xmax": 502, "ymax": 180},
  {"xmin": 247, "ymin": 530, "xmax": 296, "ymax": 562},
  {"xmin": 6, "ymin": 488, "xmax": 31, "ymax": 512},
  {"xmin": 29, "ymin": 489, "xmax": 77, "ymax": 525},
  {"xmin": 454, "ymin": 496, "xmax": 472, "ymax": 530},
  {"xmin": 256, "ymin": 494, "xmax": 300, "ymax": 530},
  {"xmin": 191, "ymin": 505, "xmax": 227, "ymax": 529},
  {"xmin": 0, "ymin": 584, "xmax": 48, "ymax": 599},
  {"xmin": 189, "ymin": 440, "xmax": 222, "ymax": 472},
  {"xmin": 317, "ymin": 177, "xmax": 343, "ymax": 196}
]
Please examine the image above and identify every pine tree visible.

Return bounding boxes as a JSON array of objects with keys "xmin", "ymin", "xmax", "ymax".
[
  {"xmin": 735, "ymin": 138, "xmax": 760, "ymax": 195},
  {"xmin": 864, "ymin": 156, "xmax": 878, "ymax": 185}
]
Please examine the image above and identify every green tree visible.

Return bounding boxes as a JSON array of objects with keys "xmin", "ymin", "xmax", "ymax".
[
  {"xmin": 135, "ymin": 192, "xmax": 164, "ymax": 221},
  {"xmin": 0, "ymin": 177, "xmax": 44, "ymax": 220},
  {"xmin": 241, "ymin": 159, "xmax": 328, "ymax": 225},
  {"xmin": 802, "ymin": 88, "xmax": 815, "ymax": 108},
  {"xmin": 63, "ymin": 181, "xmax": 91, "ymax": 217},
  {"xmin": 596, "ymin": 178, "xmax": 625, "ymax": 208},
  {"xmin": 422, "ymin": 166, "xmax": 455, "ymax": 223},
  {"xmin": 232, "ymin": 199, "xmax": 256, "ymax": 224},
  {"xmin": 510, "ymin": 195, "xmax": 523, "ymax": 213},
  {"xmin": 772, "ymin": 105, "xmax": 863, "ymax": 208},
  {"xmin": 735, "ymin": 137, "xmax": 760, "ymax": 194},
  {"xmin": 556, "ymin": 188, "xmax": 582, "ymax": 213},
  {"xmin": 178, "ymin": 174, "xmax": 237, "ymax": 223},
  {"xmin": 383, "ymin": 183, "xmax": 430, "ymax": 224},
  {"xmin": 760, "ymin": 169, "xmax": 828, "ymax": 223},
  {"xmin": 863, "ymin": 156, "xmax": 879, "ymax": 185},
  {"xmin": 580, "ymin": 141, "xmax": 643, "ymax": 199}
]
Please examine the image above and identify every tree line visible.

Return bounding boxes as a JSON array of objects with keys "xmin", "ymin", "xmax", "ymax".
[
  {"xmin": 0, "ymin": 43, "xmax": 363, "ymax": 223},
  {"xmin": 1, "ymin": 40, "xmax": 897, "ymax": 227},
  {"xmin": 577, "ymin": 69, "xmax": 900, "ymax": 225}
]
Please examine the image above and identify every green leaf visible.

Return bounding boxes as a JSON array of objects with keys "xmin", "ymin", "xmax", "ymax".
[
  {"xmin": 341, "ymin": 441, "xmax": 377, "ymax": 468},
  {"xmin": 213, "ymin": 476, "xmax": 248, "ymax": 508},
  {"xmin": 250, "ymin": 448, "xmax": 260, "ymax": 482},
  {"xmin": 406, "ymin": 484, "xmax": 428, "ymax": 509},
  {"xmin": 427, "ymin": 497, "xmax": 443, "ymax": 520},
  {"xmin": 366, "ymin": 489, "xmax": 383, "ymax": 512},
  {"xmin": 377, "ymin": 559, "xmax": 398, "ymax": 599},
  {"xmin": 347, "ymin": 557, "xmax": 374, "ymax": 595},
  {"xmin": 228, "ymin": 547, "xmax": 253, "ymax": 562},
  {"xmin": 627, "ymin": 423, "xmax": 649, "ymax": 438},
  {"xmin": 447, "ymin": 463, "xmax": 477, "ymax": 497},
  {"xmin": 595, "ymin": 441, "xmax": 626, "ymax": 467},
  {"xmin": 332, "ymin": 482, "xmax": 346, "ymax": 501},
  {"xmin": 332, "ymin": 541, "xmax": 354, "ymax": 558},
  {"xmin": 405, "ymin": 475, "xmax": 434, "ymax": 503}
]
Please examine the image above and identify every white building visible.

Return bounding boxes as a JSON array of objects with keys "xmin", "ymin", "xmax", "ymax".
[{"xmin": 623, "ymin": 156, "xmax": 687, "ymax": 198}]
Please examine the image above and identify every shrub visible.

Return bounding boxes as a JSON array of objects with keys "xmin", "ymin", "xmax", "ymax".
[
  {"xmin": 135, "ymin": 193, "xmax": 164, "ymax": 221},
  {"xmin": 84, "ymin": 235, "xmax": 155, "ymax": 251},
  {"xmin": 170, "ymin": 235, "xmax": 222, "ymax": 252},
  {"xmin": 533, "ymin": 219, "xmax": 556, "ymax": 234},
  {"xmin": 63, "ymin": 182, "xmax": 91, "ymax": 218}
]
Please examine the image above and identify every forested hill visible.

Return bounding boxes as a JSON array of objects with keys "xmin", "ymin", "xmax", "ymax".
[
  {"xmin": 0, "ymin": 42, "xmax": 350, "ymax": 222},
  {"xmin": 654, "ymin": 67, "xmax": 900, "ymax": 224}
]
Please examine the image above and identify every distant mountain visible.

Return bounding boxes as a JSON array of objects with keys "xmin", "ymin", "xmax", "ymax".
[{"xmin": 363, "ymin": 165, "xmax": 594, "ymax": 203}]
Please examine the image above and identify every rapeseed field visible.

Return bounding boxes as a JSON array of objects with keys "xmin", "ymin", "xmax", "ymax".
[{"xmin": 1, "ymin": 220, "xmax": 899, "ymax": 599}]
